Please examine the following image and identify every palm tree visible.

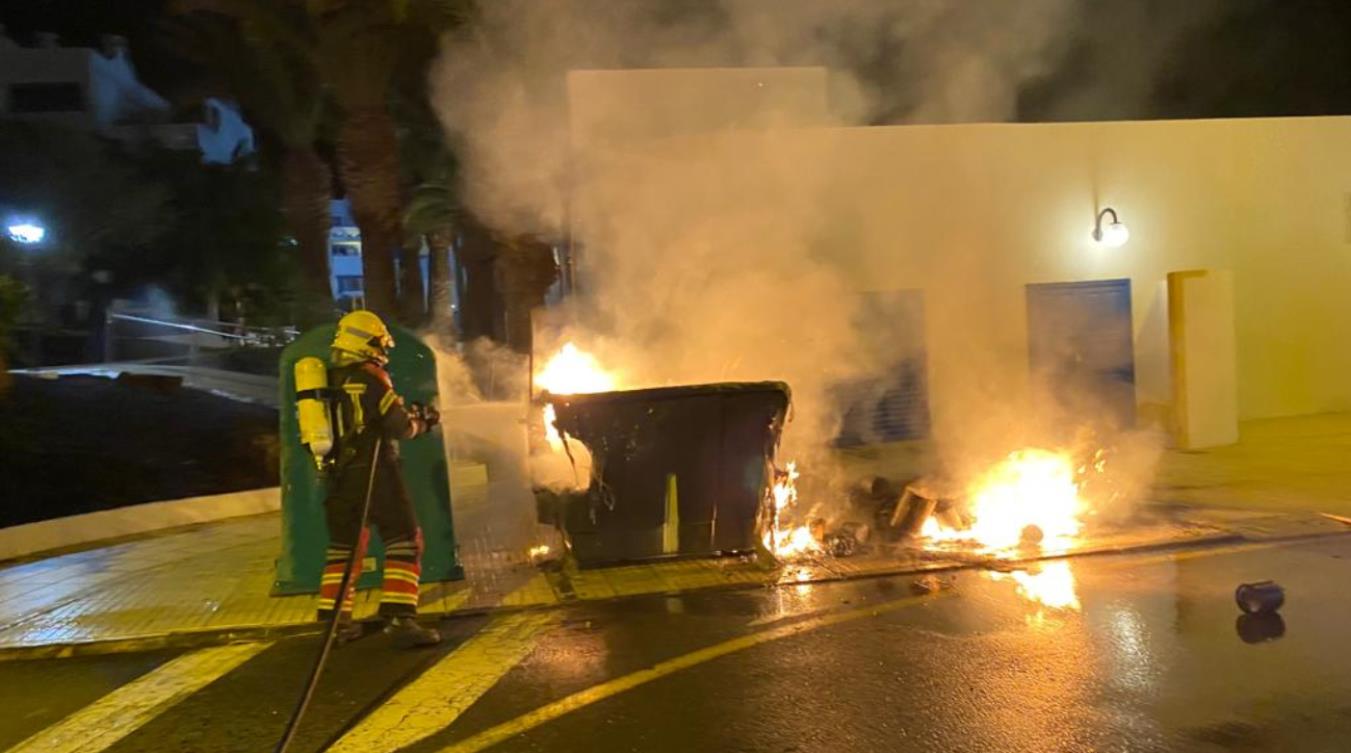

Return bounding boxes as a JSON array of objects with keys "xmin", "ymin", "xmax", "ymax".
[
  {"xmin": 173, "ymin": 0, "xmax": 464, "ymax": 324},
  {"xmin": 168, "ymin": 2, "xmax": 334, "ymax": 325},
  {"xmin": 397, "ymin": 77, "xmax": 462, "ymax": 331},
  {"xmin": 311, "ymin": 0, "xmax": 464, "ymax": 321},
  {"xmin": 404, "ymin": 180, "xmax": 458, "ymax": 331},
  {"xmin": 495, "ymin": 234, "xmax": 558, "ymax": 355}
]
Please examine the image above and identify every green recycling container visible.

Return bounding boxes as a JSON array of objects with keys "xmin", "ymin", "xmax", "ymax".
[{"xmin": 273, "ymin": 323, "xmax": 464, "ymax": 594}]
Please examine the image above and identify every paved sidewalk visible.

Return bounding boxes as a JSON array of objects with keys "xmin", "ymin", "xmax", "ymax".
[
  {"xmin": 0, "ymin": 512, "xmax": 774, "ymax": 654},
  {"xmin": 5, "ymin": 505, "xmax": 1337, "ymax": 656},
  {"xmin": 4, "ymin": 412, "xmax": 1350, "ymax": 656},
  {"xmin": 1154, "ymin": 412, "xmax": 1351, "ymax": 515}
]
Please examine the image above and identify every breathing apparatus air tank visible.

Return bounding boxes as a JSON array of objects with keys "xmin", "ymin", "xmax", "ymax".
[{"xmin": 294, "ymin": 356, "xmax": 334, "ymax": 470}]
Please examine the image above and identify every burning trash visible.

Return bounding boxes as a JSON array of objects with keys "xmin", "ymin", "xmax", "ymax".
[
  {"xmin": 762, "ymin": 462, "xmax": 822, "ymax": 558},
  {"xmin": 939, "ymin": 448, "xmax": 1088, "ymax": 551},
  {"xmin": 844, "ymin": 447, "xmax": 1104, "ymax": 558}
]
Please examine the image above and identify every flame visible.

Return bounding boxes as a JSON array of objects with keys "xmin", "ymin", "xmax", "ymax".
[
  {"xmin": 536, "ymin": 343, "xmax": 616, "ymax": 452},
  {"xmin": 542, "ymin": 403, "xmax": 563, "ymax": 450},
  {"xmin": 773, "ymin": 461, "xmax": 799, "ymax": 512},
  {"xmin": 536, "ymin": 342, "xmax": 615, "ymax": 395},
  {"xmin": 762, "ymin": 461, "xmax": 821, "ymax": 558},
  {"xmin": 927, "ymin": 448, "xmax": 1087, "ymax": 552}
]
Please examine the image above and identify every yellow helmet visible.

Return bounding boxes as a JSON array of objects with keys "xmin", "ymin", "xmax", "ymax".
[{"xmin": 331, "ymin": 310, "xmax": 395, "ymax": 364}]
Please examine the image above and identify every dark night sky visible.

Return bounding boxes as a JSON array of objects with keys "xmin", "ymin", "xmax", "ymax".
[{"xmin": 2, "ymin": 0, "xmax": 1350, "ymax": 123}]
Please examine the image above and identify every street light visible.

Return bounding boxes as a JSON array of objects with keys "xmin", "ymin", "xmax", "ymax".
[
  {"xmin": 6, "ymin": 222, "xmax": 46, "ymax": 245},
  {"xmin": 1091, "ymin": 207, "xmax": 1129, "ymax": 248}
]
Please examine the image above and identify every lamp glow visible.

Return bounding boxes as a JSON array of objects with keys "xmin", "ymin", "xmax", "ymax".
[
  {"xmin": 1092, "ymin": 208, "xmax": 1128, "ymax": 248},
  {"xmin": 1099, "ymin": 220, "xmax": 1129, "ymax": 247},
  {"xmin": 6, "ymin": 223, "xmax": 46, "ymax": 245}
]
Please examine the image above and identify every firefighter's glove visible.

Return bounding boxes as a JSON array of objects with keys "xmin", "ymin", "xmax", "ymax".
[{"xmin": 410, "ymin": 402, "xmax": 440, "ymax": 430}]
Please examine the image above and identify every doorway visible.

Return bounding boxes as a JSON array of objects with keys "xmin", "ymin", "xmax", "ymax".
[{"xmin": 1025, "ymin": 279, "xmax": 1136, "ymax": 430}]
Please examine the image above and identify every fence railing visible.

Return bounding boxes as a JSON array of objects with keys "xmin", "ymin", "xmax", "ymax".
[{"xmin": 103, "ymin": 311, "xmax": 298, "ymax": 367}]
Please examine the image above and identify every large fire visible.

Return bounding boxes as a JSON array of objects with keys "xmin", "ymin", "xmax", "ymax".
[
  {"xmin": 536, "ymin": 343, "xmax": 616, "ymax": 449},
  {"xmin": 924, "ymin": 448, "xmax": 1089, "ymax": 553},
  {"xmin": 536, "ymin": 342, "xmax": 615, "ymax": 395}
]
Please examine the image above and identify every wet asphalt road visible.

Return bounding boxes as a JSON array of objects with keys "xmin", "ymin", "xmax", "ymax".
[
  {"xmin": 5, "ymin": 536, "xmax": 1351, "ymax": 753},
  {"xmin": 0, "ymin": 648, "xmax": 182, "ymax": 750}
]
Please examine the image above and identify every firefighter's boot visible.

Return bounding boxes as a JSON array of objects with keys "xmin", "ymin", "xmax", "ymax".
[
  {"xmin": 334, "ymin": 614, "xmax": 365, "ymax": 645},
  {"xmin": 384, "ymin": 616, "xmax": 441, "ymax": 648}
]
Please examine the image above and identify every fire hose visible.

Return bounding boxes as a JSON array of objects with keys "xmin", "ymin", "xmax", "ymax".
[{"xmin": 274, "ymin": 437, "xmax": 382, "ymax": 753}]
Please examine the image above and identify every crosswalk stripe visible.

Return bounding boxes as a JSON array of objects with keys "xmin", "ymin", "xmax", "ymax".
[
  {"xmin": 326, "ymin": 612, "xmax": 556, "ymax": 753},
  {"xmin": 4, "ymin": 642, "xmax": 270, "ymax": 753}
]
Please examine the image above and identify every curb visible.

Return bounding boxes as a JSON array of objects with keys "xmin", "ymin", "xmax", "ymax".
[
  {"xmin": 6, "ymin": 529, "xmax": 1341, "ymax": 662},
  {"xmin": 0, "ymin": 488, "xmax": 280, "ymax": 563}
]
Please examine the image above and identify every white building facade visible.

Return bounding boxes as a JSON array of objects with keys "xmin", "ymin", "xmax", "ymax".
[{"xmin": 0, "ymin": 30, "xmax": 253, "ymax": 163}]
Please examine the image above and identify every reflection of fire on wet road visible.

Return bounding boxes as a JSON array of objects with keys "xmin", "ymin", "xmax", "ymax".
[{"xmin": 990, "ymin": 561, "xmax": 1082, "ymax": 625}]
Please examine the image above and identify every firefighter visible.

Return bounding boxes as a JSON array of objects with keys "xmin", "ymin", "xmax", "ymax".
[{"xmin": 318, "ymin": 309, "xmax": 442, "ymax": 648}]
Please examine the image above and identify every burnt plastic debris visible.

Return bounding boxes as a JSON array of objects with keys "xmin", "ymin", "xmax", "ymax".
[
  {"xmin": 1235, "ymin": 580, "xmax": 1285, "ymax": 614},
  {"xmin": 910, "ymin": 574, "xmax": 949, "ymax": 595},
  {"xmin": 890, "ymin": 486, "xmax": 938, "ymax": 538},
  {"xmin": 870, "ymin": 478, "xmax": 959, "ymax": 542},
  {"xmin": 825, "ymin": 532, "xmax": 858, "ymax": 557},
  {"xmin": 1019, "ymin": 524, "xmax": 1045, "ymax": 547},
  {"xmin": 544, "ymin": 382, "xmax": 791, "ymax": 567},
  {"xmin": 1236, "ymin": 612, "xmax": 1286, "ymax": 644}
]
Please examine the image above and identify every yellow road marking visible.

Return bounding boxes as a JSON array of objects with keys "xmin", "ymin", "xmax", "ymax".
[
  {"xmin": 434, "ymin": 592, "xmax": 948, "ymax": 753},
  {"xmin": 327, "ymin": 612, "xmax": 557, "ymax": 753},
  {"xmin": 4, "ymin": 642, "xmax": 270, "ymax": 753}
]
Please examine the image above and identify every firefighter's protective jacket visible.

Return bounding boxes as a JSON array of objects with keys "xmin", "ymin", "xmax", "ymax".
[{"xmin": 329, "ymin": 360, "xmax": 424, "ymax": 468}]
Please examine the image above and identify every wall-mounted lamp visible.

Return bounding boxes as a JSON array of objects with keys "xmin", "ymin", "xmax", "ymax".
[{"xmin": 1092, "ymin": 207, "xmax": 1129, "ymax": 248}]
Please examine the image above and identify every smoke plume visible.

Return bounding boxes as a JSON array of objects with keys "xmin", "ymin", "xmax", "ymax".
[{"xmin": 429, "ymin": 0, "xmax": 1201, "ymax": 518}]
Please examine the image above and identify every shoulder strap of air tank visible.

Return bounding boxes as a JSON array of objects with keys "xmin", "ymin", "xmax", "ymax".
[{"xmin": 358, "ymin": 361, "xmax": 394, "ymax": 389}]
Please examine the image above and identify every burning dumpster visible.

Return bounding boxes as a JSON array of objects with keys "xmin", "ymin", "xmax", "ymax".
[{"xmin": 541, "ymin": 381, "xmax": 790, "ymax": 566}]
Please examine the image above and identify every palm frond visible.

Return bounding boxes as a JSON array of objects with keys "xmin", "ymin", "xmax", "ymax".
[{"xmin": 404, "ymin": 181, "xmax": 459, "ymax": 235}]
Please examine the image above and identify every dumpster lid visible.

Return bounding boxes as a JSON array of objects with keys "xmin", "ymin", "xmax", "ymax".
[{"xmin": 545, "ymin": 380, "xmax": 791, "ymax": 409}]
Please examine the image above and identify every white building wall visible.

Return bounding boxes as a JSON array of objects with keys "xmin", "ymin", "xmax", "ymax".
[
  {"xmin": 196, "ymin": 98, "xmax": 255, "ymax": 164},
  {"xmin": 568, "ymin": 69, "xmax": 1351, "ymax": 429}
]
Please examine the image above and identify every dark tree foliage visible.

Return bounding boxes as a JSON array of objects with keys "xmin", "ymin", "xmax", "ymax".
[
  {"xmin": 0, "ymin": 121, "xmax": 169, "ymax": 270},
  {"xmin": 117, "ymin": 150, "xmax": 300, "ymax": 325}
]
